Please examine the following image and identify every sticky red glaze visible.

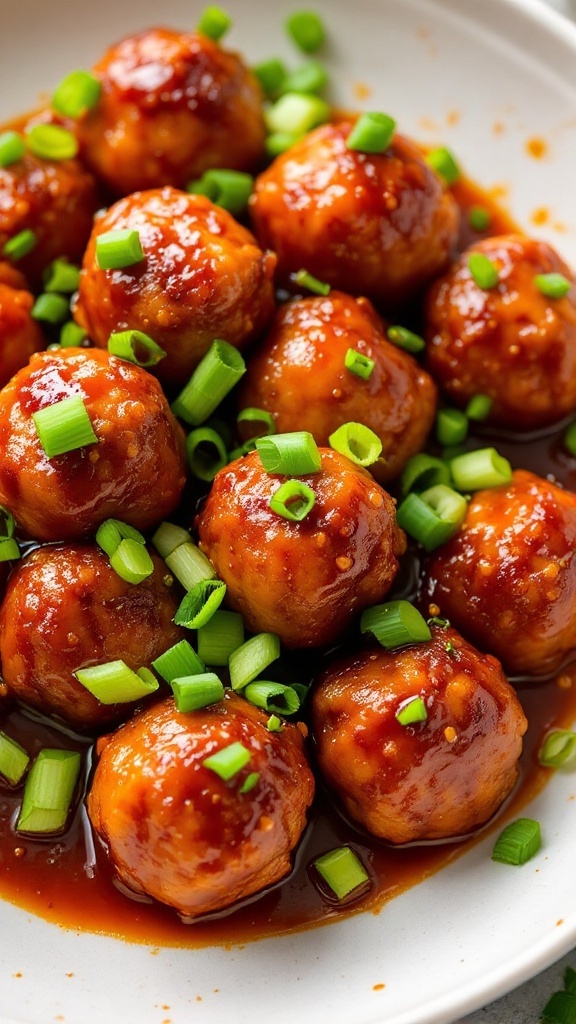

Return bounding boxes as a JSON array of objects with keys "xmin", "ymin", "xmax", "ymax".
[
  {"xmin": 250, "ymin": 122, "xmax": 459, "ymax": 307},
  {"xmin": 238, "ymin": 291, "xmax": 437, "ymax": 484},
  {"xmin": 0, "ymin": 282, "xmax": 45, "ymax": 389},
  {"xmin": 0, "ymin": 347, "xmax": 186, "ymax": 541},
  {"xmin": 196, "ymin": 448, "xmax": 406, "ymax": 648},
  {"xmin": 87, "ymin": 693, "xmax": 315, "ymax": 917},
  {"xmin": 0, "ymin": 544, "xmax": 183, "ymax": 730},
  {"xmin": 311, "ymin": 627, "xmax": 527, "ymax": 843},
  {"xmin": 76, "ymin": 28, "xmax": 266, "ymax": 195},
  {"xmin": 424, "ymin": 470, "xmax": 576, "ymax": 676},
  {"xmin": 74, "ymin": 187, "xmax": 277, "ymax": 388},
  {"xmin": 425, "ymin": 234, "xmax": 576, "ymax": 429}
]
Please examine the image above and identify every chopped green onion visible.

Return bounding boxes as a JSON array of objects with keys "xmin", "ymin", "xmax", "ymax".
[
  {"xmin": 396, "ymin": 484, "xmax": 467, "ymax": 551},
  {"xmin": 95, "ymin": 228, "xmax": 145, "ymax": 271},
  {"xmin": 31, "ymin": 293, "xmax": 70, "ymax": 325},
  {"xmin": 165, "ymin": 540, "xmax": 216, "ymax": 591},
  {"xmin": 265, "ymin": 93, "xmax": 330, "ymax": 136},
  {"xmin": 425, "ymin": 146, "xmax": 460, "ymax": 185},
  {"xmin": 564, "ymin": 422, "xmax": 576, "ymax": 457},
  {"xmin": 0, "ymin": 130, "xmax": 25, "ymax": 168},
  {"xmin": 292, "ymin": 268, "xmax": 330, "ymax": 295},
  {"xmin": 237, "ymin": 407, "xmax": 276, "ymax": 440},
  {"xmin": 228, "ymin": 439, "xmax": 258, "ymax": 461},
  {"xmin": 52, "ymin": 69, "xmax": 102, "ymax": 118},
  {"xmin": 267, "ymin": 714, "xmax": 283, "ymax": 732},
  {"xmin": 0, "ymin": 731, "xmax": 29, "ymax": 785},
  {"xmin": 96, "ymin": 518, "xmax": 145, "ymax": 557},
  {"xmin": 253, "ymin": 58, "xmax": 288, "ymax": 98},
  {"xmin": 395, "ymin": 695, "xmax": 428, "ymax": 726},
  {"xmin": 328, "ymin": 422, "xmax": 382, "ymax": 467},
  {"xmin": 265, "ymin": 131, "xmax": 300, "ymax": 157},
  {"xmin": 269, "ymin": 479, "xmax": 316, "ymax": 521},
  {"xmin": 74, "ymin": 659, "xmax": 159, "ymax": 704},
  {"xmin": 541, "ymin": 991, "xmax": 576, "ymax": 1024},
  {"xmin": 202, "ymin": 741, "xmax": 251, "ymax": 781},
  {"xmin": 43, "ymin": 258, "xmax": 81, "ymax": 294},
  {"xmin": 110, "ymin": 538, "xmax": 154, "ymax": 584},
  {"xmin": 172, "ymin": 339, "xmax": 246, "ymax": 426},
  {"xmin": 2, "ymin": 228, "xmax": 37, "ymax": 261},
  {"xmin": 174, "ymin": 578, "xmax": 227, "ymax": 629},
  {"xmin": 538, "ymin": 730, "xmax": 576, "ymax": 768},
  {"xmin": 360, "ymin": 600, "xmax": 431, "ymax": 650},
  {"xmin": 313, "ymin": 846, "xmax": 369, "ymax": 900},
  {"xmin": 401, "ymin": 453, "xmax": 451, "ymax": 495},
  {"xmin": 465, "ymin": 393, "xmax": 493, "ymax": 421},
  {"xmin": 0, "ymin": 505, "xmax": 15, "ymax": 540},
  {"xmin": 152, "ymin": 639, "xmax": 205, "ymax": 683},
  {"xmin": 534, "ymin": 272, "xmax": 571, "ymax": 299},
  {"xmin": 25, "ymin": 124, "xmax": 78, "ymax": 161},
  {"xmin": 32, "ymin": 395, "xmax": 98, "ymax": 458},
  {"xmin": 186, "ymin": 427, "xmax": 228, "ymax": 482},
  {"xmin": 436, "ymin": 408, "xmax": 469, "ymax": 447},
  {"xmin": 239, "ymin": 771, "xmax": 260, "ymax": 794},
  {"xmin": 285, "ymin": 10, "xmax": 326, "ymax": 52},
  {"xmin": 256, "ymin": 430, "xmax": 321, "ymax": 475},
  {"xmin": 281, "ymin": 60, "xmax": 328, "ymax": 96},
  {"xmin": 60, "ymin": 321, "xmax": 86, "ymax": 347},
  {"xmin": 137, "ymin": 666, "xmax": 158, "ymax": 689},
  {"xmin": 0, "ymin": 538, "xmax": 20, "ymax": 562},
  {"xmin": 196, "ymin": 5, "xmax": 232, "ymax": 41},
  {"xmin": 344, "ymin": 348, "xmax": 375, "ymax": 380},
  {"xmin": 152, "ymin": 522, "xmax": 192, "ymax": 560},
  {"xmin": 187, "ymin": 169, "xmax": 254, "ymax": 215},
  {"xmin": 244, "ymin": 680, "xmax": 300, "ymax": 715},
  {"xmin": 171, "ymin": 673, "xmax": 224, "ymax": 712},
  {"xmin": 229, "ymin": 632, "xmax": 281, "ymax": 692},
  {"xmin": 387, "ymin": 325, "xmax": 426, "ymax": 354},
  {"xmin": 346, "ymin": 112, "xmax": 396, "ymax": 153},
  {"xmin": 468, "ymin": 206, "xmax": 492, "ymax": 232},
  {"xmin": 468, "ymin": 251, "xmax": 499, "ymax": 289},
  {"xmin": 107, "ymin": 329, "xmax": 166, "ymax": 367},
  {"xmin": 450, "ymin": 447, "xmax": 512, "ymax": 491},
  {"xmin": 197, "ymin": 609, "xmax": 244, "ymax": 666},
  {"xmin": 491, "ymin": 817, "xmax": 541, "ymax": 866},
  {"xmin": 16, "ymin": 749, "xmax": 80, "ymax": 835}
]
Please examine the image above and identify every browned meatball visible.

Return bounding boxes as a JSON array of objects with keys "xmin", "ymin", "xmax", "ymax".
[
  {"xmin": 74, "ymin": 187, "xmax": 276, "ymax": 388},
  {"xmin": 196, "ymin": 448, "xmax": 406, "ymax": 647},
  {"xmin": 0, "ymin": 347, "xmax": 186, "ymax": 541},
  {"xmin": 0, "ymin": 544, "xmax": 183, "ymax": 730},
  {"xmin": 76, "ymin": 28, "xmax": 265, "ymax": 196},
  {"xmin": 424, "ymin": 470, "xmax": 576, "ymax": 676},
  {"xmin": 250, "ymin": 122, "xmax": 459, "ymax": 308},
  {"xmin": 311, "ymin": 626, "xmax": 527, "ymax": 843},
  {"xmin": 238, "ymin": 292, "xmax": 437, "ymax": 484},
  {"xmin": 425, "ymin": 234, "xmax": 576, "ymax": 429},
  {"xmin": 0, "ymin": 281, "xmax": 45, "ymax": 389},
  {"xmin": 87, "ymin": 693, "xmax": 314, "ymax": 916}
]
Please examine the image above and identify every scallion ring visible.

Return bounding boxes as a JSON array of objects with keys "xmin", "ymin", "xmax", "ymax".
[{"xmin": 328, "ymin": 422, "xmax": 382, "ymax": 467}]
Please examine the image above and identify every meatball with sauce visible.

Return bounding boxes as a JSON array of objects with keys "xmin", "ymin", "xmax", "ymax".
[
  {"xmin": 311, "ymin": 626, "xmax": 527, "ymax": 844},
  {"xmin": 87, "ymin": 692, "xmax": 314, "ymax": 917},
  {"xmin": 0, "ymin": 347, "xmax": 186, "ymax": 541},
  {"xmin": 76, "ymin": 28, "xmax": 266, "ymax": 196},
  {"xmin": 424, "ymin": 469, "xmax": 576, "ymax": 676},
  {"xmin": 0, "ymin": 279, "xmax": 45, "ymax": 389},
  {"xmin": 249, "ymin": 122, "xmax": 459, "ymax": 308},
  {"xmin": 74, "ymin": 186, "xmax": 277, "ymax": 388},
  {"xmin": 238, "ymin": 291, "xmax": 437, "ymax": 484},
  {"xmin": 0, "ymin": 544, "xmax": 183, "ymax": 731},
  {"xmin": 425, "ymin": 234, "xmax": 576, "ymax": 430},
  {"xmin": 196, "ymin": 448, "xmax": 406, "ymax": 648}
]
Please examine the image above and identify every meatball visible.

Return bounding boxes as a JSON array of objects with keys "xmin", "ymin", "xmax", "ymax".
[
  {"xmin": 87, "ymin": 693, "xmax": 314, "ymax": 917},
  {"xmin": 238, "ymin": 291, "xmax": 437, "ymax": 484},
  {"xmin": 0, "ymin": 347, "xmax": 186, "ymax": 541},
  {"xmin": 74, "ymin": 187, "xmax": 276, "ymax": 388},
  {"xmin": 249, "ymin": 121, "xmax": 459, "ymax": 308},
  {"xmin": 76, "ymin": 28, "xmax": 266, "ymax": 196},
  {"xmin": 425, "ymin": 234, "xmax": 576, "ymax": 430},
  {"xmin": 424, "ymin": 469, "xmax": 576, "ymax": 676},
  {"xmin": 196, "ymin": 448, "xmax": 406, "ymax": 647},
  {"xmin": 0, "ymin": 544, "xmax": 183, "ymax": 730},
  {"xmin": 0, "ymin": 280, "xmax": 45, "ymax": 389},
  {"xmin": 311, "ymin": 626, "xmax": 527, "ymax": 844}
]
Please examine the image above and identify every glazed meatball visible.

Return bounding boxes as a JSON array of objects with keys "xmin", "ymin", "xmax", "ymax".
[
  {"xmin": 250, "ymin": 121, "xmax": 459, "ymax": 307},
  {"xmin": 424, "ymin": 470, "xmax": 576, "ymax": 676},
  {"xmin": 87, "ymin": 693, "xmax": 314, "ymax": 917},
  {"xmin": 0, "ymin": 280, "xmax": 45, "ymax": 389},
  {"xmin": 238, "ymin": 292, "xmax": 437, "ymax": 484},
  {"xmin": 311, "ymin": 626, "xmax": 527, "ymax": 844},
  {"xmin": 196, "ymin": 448, "xmax": 406, "ymax": 647},
  {"xmin": 74, "ymin": 187, "xmax": 276, "ymax": 388},
  {"xmin": 0, "ymin": 544, "xmax": 183, "ymax": 730},
  {"xmin": 425, "ymin": 234, "xmax": 576, "ymax": 430},
  {"xmin": 76, "ymin": 28, "xmax": 266, "ymax": 196},
  {"xmin": 0, "ymin": 347, "xmax": 186, "ymax": 541}
]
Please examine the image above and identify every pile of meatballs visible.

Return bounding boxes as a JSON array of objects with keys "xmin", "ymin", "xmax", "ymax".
[{"xmin": 1, "ymin": 22, "xmax": 576, "ymax": 924}]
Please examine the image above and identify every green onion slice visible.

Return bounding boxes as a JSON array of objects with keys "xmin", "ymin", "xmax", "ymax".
[
  {"xmin": 313, "ymin": 846, "xmax": 369, "ymax": 900},
  {"xmin": 187, "ymin": 168, "xmax": 254, "ymax": 215},
  {"xmin": 171, "ymin": 672, "xmax": 224, "ymax": 713},
  {"xmin": 265, "ymin": 93, "xmax": 330, "ymax": 136},
  {"xmin": 361, "ymin": 600, "xmax": 431, "ymax": 650},
  {"xmin": 174, "ymin": 578, "xmax": 227, "ymax": 630},
  {"xmin": 43, "ymin": 258, "xmax": 81, "ymax": 294},
  {"xmin": 0, "ymin": 538, "xmax": 20, "ymax": 562},
  {"xmin": 346, "ymin": 112, "xmax": 396, "ymax": 154},
  {"xmin": 197, "ymin": 609, "xmax": 244, "ymax": 666},
  {"xmin": 292, "ymin": 268, "xmax": 331, "ymax": 295},
  {"xmin": 60, "ymin": 321, "xmax": 86, "ymax": 348},
  {"xmin": 244, "ymin": 680, "xmax": 300, "ymax": 716},
  {"xmin": 256, "ymin": 430, "xmax": 321, "ymax": 475},
  {"xmin": 401, "ymin": 453, "xmax": 451, "ymax": 495},
  {"xmin": 107, "ymin": 329, "xmax": 166, "ymax": 367},
  {"xmin": 32, "ymin": 395, "xmax": 98, "ymax": 458},
  {"xmin": 253, "ymin": 58, "xmax": 288, "ymax": 98},
  {"xmin": 265, "ymin": 131, "xmax": 301, "ymax": 157},
  {"xmin": 491, "ymin": 817, "xmax": 541, "ymax": 866},
  {"xmin": 386, "ymin": 325, "xmax": 426, "ymax": 354},
  {"xmin": 328, "ymin": 422, "xmax": 382, "ymax": 467},
  {"xmin": 95, "ymin": 228, "xmax": 145, "ymax": 271},
  {"xmin": 450, "ymin": 447, "xmax": 512, "ymax": 491},
  {"xmin": 285, "ymin": 10, "xmax": 326, "ymax": 52},
  {"xmin": 269, "ymin": 479, "xmax": 316, "ymax": 521},
  {"xmin": 152, "ymin": 522, "xmax": 192, "ymax": 560},
  {"xmin": 0, "ymin": 130, "xmax": 25, "ymax": 167},
  {"xmin": 172, "ymin": 339, "xmax": 246, "ymax": 426},
  {"xmin": 0, "ymin": 731, "xmax": 30, "ymax": 786},
  {"xmin": 465, "ymin": 393, "xmax": 493, "ymax": 421},
  {"xmin": 436, "ymin": 408, "xmax": 468, "ymax": 447},
  {"xmin": 110, "ymin": 538, "xmax": 154, "ymax": 584},
  {"xmin": 281, "ymin": 60, "xmax": 328, "ymax": 96},
  {"xmin": 2, "ymin": 229, "xmax": 37, "ymax": 261},
  {"xmin": 468, "ymin": 206, "xmax": 492, "ymax": 232},
  {"xmin": 534, "ymin": 272, "xmax": 571, "ymax": 299},
  {"xmin": 31, "ymin": 293, "xmax": 70, "ymax": 325},
  {"xmin": 202, "ymin": 741, "xmax": 251, "ymax": 781},
  {"xmin": 74, "ymin": 660, "xmax": 159, "ymax": 704},
  {"xmin": 396, "ymin": 484, "xmax": 467, "ymax": 551},
  {"xmin": 344, "ymin": 347, "xmax": 375, "ymax": 380},
  {"xmin": 267, "ymin": 714, "xmax": 283, "ymax": 732},
  {"xmin": 0, "ymin": 505, "xmax": 15, "ymax": 541},
  {"xmin": 16, "ymin": 749, "xmax": 81, "ymax": 835},
  {"xmin": 165, "ymin": 540, "xmax": 216, "ymax": 591},
  {"xmin": 237, "ymin": 407, "xmax": 276, "ymax": 441},
  {"xmin": 52, "ymin": 69, "xmax": 102, "ymax": 118},
  {"xmin": 26, "ymin": 124, "xmax": 78, "ymax": 161},
  {"xmin": 96, "ymin": 518, "xmax": 145, "ymax": 557},
  {"xmin": 196, "ymin": 5, "xmax": 232, "ymax": 40},
  {"xmin": 229, "ymin": 632, "xmax": 281, "ymax": 692},
  {"xmin": 239, "ymin": 771, "xmax": 260, "ymax": 794},
  {"xmin": 425, "ymin": 146, "xmax": 461, "ymax": 185},
  {"xmin": 186, "ymin": 427, "xmax": 228, "ymax": 482},
  {"xmin": 468, "ymin": 251, "xmax": 499, "ymax": 289},
  {"xmin": 152, "ymin": 639, "xmax": 205, "ymax": 683},
  {"xmin": 395, "ymin": 695, "xmax": 428, "ymax": 726},
  {"xmin": 538, "ymin": 730, "xmax": 576, "ymax": 769}
]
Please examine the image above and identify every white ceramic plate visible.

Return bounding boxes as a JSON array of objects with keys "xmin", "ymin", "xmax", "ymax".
[{"xmin": 2, "ymin": 1, "xmax": 576, "ymax": 1022}]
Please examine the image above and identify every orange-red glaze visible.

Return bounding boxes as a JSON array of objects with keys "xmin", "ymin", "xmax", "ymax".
[{"xmin": 0, "ymin": 281, "xmax": 45, "ymax": 389}]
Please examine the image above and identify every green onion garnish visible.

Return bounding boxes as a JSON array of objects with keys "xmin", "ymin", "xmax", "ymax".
[
  {"xmin": 74, "ymin": 659, "xmax": 159, "ymax": 704},
  {"xmin": 186, "ymin": 426, "xmax": 228, "ymax": 482},
  {"xmin": 328, "ymin": 421, "xmax": 382, "ymax": 467},
  {"xmin": 172, "ymin": 339, "xmax": 246, "ymax": 426},
  {"xmin": 0, "ymin": 731, "xmax": 30, "ymax": 785},
  {"xmin": 313, "ymin": 846, "xmax": 369, "ymax": 900},
  {"xmin": 107, "ymin": 329, "xmax": 166, "ymax": 367},
  {"xmin": 436, "ymin": 408, "xmax": 469, "ymax": 447},
  {"xmin": 465, "ymin": 393, "xmax": 493, "ymax": 421},
  {"xmin": 395, "ymin": 695, "xmax": 428, "ymax": 726},
  {"xmin": 468, "ymin": 251, "xmax": 499, "ymax": 289},
  {"xmin": 264, "ymin": 92, "xmax": 330, "ymax": 136},
  {"xmin": 468, "ymin": 206, "xmax": 492, "ymax": 232},
  {"xmin": 244, "ymin": 680, "xmax": 300, "ymax": 715},
  {"xmin": 60, "ymin": 321, "xmax": 86, "ymax": 347},
  {"xmin": 269, "ymin": 479, "xmax": 316, "ymax": 521},
  {"xmin": 450, "ymin": 447, "xmax": 512, "ymax": 491},
  {"xmin": 52, "ymin": 69, "xmax": 102, "ymax": 118},
  {"xmin": 281, "ymin": 60, "xmax": 328, "ymax": 96},
  {"xmin": 239, "ymin": 771, "xmax": 260, "ymax": 794},
  {"xmin": 196, "ymin": 4, "xmax": 232, "ymax": 40},
  {"xmin": 541, "ymin": 991, "xmax": 576, "ymax": 1024},
  {"xmin": 0, "ymin": 538, "xmax": 20, "ymax": 562},
  {"xmin": 401, "ymin": 453, "xmax": 451, "ymax": 495},
  {"xmin": 267, "ymin": 714, "xmax": 283, "ymax": 732},
  {"xmin": 174, "ymin": 578, "xmax": 227, "ymax": 630},
  {"xmin": 396, "ymin": 484, "xmax": 467, "ymax": 551},
  {"xmin": 538, "ymin": 730, "xmax": 576, "ymax": 769},
  {"xmin": 25, "ymin": 124, "xmax": 78, "ymax": 161},
  {"xmin": 386, "ymin": 325, "xmax": 426, "ymax": 354},
  {"xmin": 256, "ymin": 430, "xmax": 321, "ymax": 475},
  {"xmin": 292, "ymin": 268, "xmax": 331, "ymax": 295},
  {"xmin": 2, "ymin": 228, "xmax": 37, "ymax": 261},
  {"xmin": 344, "ymin": 348, "xmax": 375, "ymax": 380},
  {"xmin": 16, "ymin": 749, "xmax": 81, "ymax": 835},
  {"xmin": 202, "ymin": 741, "xmax": 251, "ymax": 781},
  {"xmin": 285, "ymin": 10, "xmax": 326, "ymax": 52},
  {"xmin": 31, "ymin": 293, "xmax": 70, "ymax": 325},
  {"xmin": 171, "ymin": 672, "xmax": 224, "ymax": 713},
  {"xmin": 265, "ymin": 131, "xmax": 300, "ymax": 157},
  {"xmin": 96, "ymin": 228, "xmax": 145, "ymax": 271},
  {"xmin": 43, "ymin": 258, "xmax": 81, "ymax": 294},
  {"xmin": 491, "ymin": 817, "xmax": 541, "ymax": 866},
  {"xmin": 96, "ymin": 518, "xmax": 145, "ymax": 557},
  {"xmin": 564, "ymin": 422, "xmax": 576, "ymax": 457},
  {"xmin": 346, "ymin": 112, "xmax": 396, "ymax": 154},
  {"xmin": 187, "ymin": 168, "xmax": 254, "ymax": 215},
  {"xmin": 197, "ymin": 609, "xmax": 244, "ymax": 666},
  {"xmin": 152, "ymin": 639, "xmax": 205, "ymax": 683},
  {"xmin": 165, "ymin": 540, "xmax": 216, "ymax": 590},
  {"xmin": 425, "ymin": 146, "xmax": 461, "ymax": 185},
  {"xmin": 360, "ymin": 600, "xmax": 431, "ymax": 650},
  {"xmin": 237, "ymin": 407, "xmax": 276, "ymax": 440},
  {"xmin": 152, "ymin": 521, "xmax": 192, "ymax": 560},
  {"xmin": 32, "ymin": 395, "xmax": 98, "ymax": 458},
  {"xmin": 0, "ymin": 505, "xmax": 15, "ymax": 541},
  {"xmin": 534, "ymin": 272, "xmax": 571, "ymax": 299},
  {"xmin": 109, "ymin": 538, "xmax": 154, "ymax": 584},
  {"xmin": 253, "ymin": 58, "xmax": 288, "ymax": 98},
  {"xmin": 0, "ymin": 130, "xmax": 25, "ymax": 168},
  {"xmin": 229, "ymin": 632, "xmax": 281, "ymax": 692}
]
